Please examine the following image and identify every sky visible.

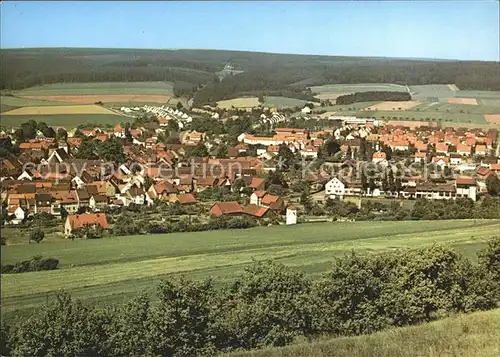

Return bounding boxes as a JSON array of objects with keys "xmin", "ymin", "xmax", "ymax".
[{"xmin": 1, "ymin": 1, "xmax": 499, "ymax": 61}]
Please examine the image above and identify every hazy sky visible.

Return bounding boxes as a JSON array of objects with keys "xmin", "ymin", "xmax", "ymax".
[{"xmin": 1, "ymin": 1, "xmax": 499, "ymax": 61}]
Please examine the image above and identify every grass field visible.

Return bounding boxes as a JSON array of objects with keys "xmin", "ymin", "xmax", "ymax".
[
  {"xmin": 22, "ymin": 94, "xmax": 173, "ymax": 104},
  {"xmin": 2, "ymin": 104, "xmax": 117, "ymax": 115},
  {"xmin": 0, "ymin": 95, "xmax": 73, "ymax": 109},
  {"xmin": 0, "ymin": 114, "xmax": 132, "ymax": 128},
  {"xmin": 263, "ymin": 96, "xmax": 307, "ymax": 109},
  {"xmin": 225, "ymin": 309, "xmax": 500, "ymax": 357},
  {"xmin": 11, "ymin": 81, "xmax": 174, "ymax": 96},
  {"xmin": 217, "ymin": 97, "xmax": 260, "ymax": 109},
  {"xmin": 1, "ymin": 220, "xmax": 498, "ymax": 321}
]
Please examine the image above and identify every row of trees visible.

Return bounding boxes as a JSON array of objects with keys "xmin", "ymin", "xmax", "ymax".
[
  {"xmin": 336, "ymin": 91, "xmax": 411, "ymax": 105},
  {"xmin": 2, "ymin": 240, "xmax": 499, "ymax": 356}
]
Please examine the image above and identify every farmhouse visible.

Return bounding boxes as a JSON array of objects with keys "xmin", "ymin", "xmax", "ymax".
[
  {"xmin": 209, "ymin": 201, "xmax": 244, "ymax": 216},
  {"xmin": 64, "ymin": 213, "xmax": 109, "ymax": 236}
]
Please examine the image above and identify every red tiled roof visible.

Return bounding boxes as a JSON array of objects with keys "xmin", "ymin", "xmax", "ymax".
[
  {"xmin": 456, "ymin": 176, "xmax": 476, "ymax": 186},
  {"xmin": 67, "ymin": 213, "xmax": 109, "ymax": 230},
  {"xmin": 261, "ymin": 194, "xmax": 280, "ymax": 206},
  {"xmin": 477, "ymin": 167, "xmax": 491, "ymax": 176},
  {"xmin": 372, "ymin": 152, "xmax": 386, "ymax": 159},
  {"xmin": 249, "ymin": 177, "xmax": 265, "ymax": 190},
  {"xmin": 435, "ymin": 143, "xmax": 449, "ymax": 152},
  {"xmin": 176, "ymin": 193, "xmax": 197, "ymax": 205},
  {"xmin": 243, "ymin": 204, "xmax": 269, "ymax": 217},
  {"xmin": 253, "ymin": 190, "xmax": 267, "ymax": 198},
  {"xmin": 209, "ymin": 201, "xmax": 243, "ymax": 216}
]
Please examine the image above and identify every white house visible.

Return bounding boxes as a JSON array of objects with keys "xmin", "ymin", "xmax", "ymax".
[
  {"xmin": 449, "ymin": 153, "xmax": 462, "ymax": 166},
  {"xmin": 250, "ymin": 190, "xmax": 266, "ymax": 206},
  {"xmin": 286, "ymin": 205, "xmax": 297, "ymax": 225},
  {"xmin": 10, "ymin": 207, "xmax": 25, "ymax": 225},
  {"xmin": 325, "ymin": 177, "xmax": 346, "ymax": 200},
  {"xmin": 72, "ymin": 176, "xmax": 86, "ymax": 189},
  {"xmin": 301, "ymin": 106, "xmax": 312, "ymax": 114},
  {"xmin": 300, "ymin": 145, "xmax": 318, "ymax": 159}
]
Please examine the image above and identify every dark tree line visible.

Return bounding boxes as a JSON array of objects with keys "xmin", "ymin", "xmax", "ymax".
[
  {"xmin": 2, "ymin": 49, "xmax": 499, "ymax": 107},
  {"xmin": 336, "ymin": 91, "xmax": 411, "ymax": 105}
]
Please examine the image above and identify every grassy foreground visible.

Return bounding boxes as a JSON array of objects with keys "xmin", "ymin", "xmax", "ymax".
[
  {"xmin": 2, "ymin": 220, "xmax": 499, "ymax": 321},
  {"xmin": 223, "ymin": 309, "xmax": 500, "ymax": 357}
]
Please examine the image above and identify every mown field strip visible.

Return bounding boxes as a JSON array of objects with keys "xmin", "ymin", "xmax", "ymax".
[
  {"xmin": 3, "ymin": 220, "xmax": 495, "ymax": 267},
  {"xmin": 3, "ymin": 222, "xmax": 498, "ymax": 300}
]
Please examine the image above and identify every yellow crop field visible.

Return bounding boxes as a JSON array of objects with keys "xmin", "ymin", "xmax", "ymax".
[
  {"xmin": 484, "ymin": 114, "xmax": 500, "ymax": 124},
  {"xmin": 2, "ymin": 105, "xmax": 118, "ymax": 115},
  {"xmin": 217, "ymin": 97, "xmax": 260, "ymax": 109},
  {"xmin": 364, "ymin": 101, "xmax": 421, "ymax": 111},
  {"xmin": 448, "ymin": 97, "xmax": 478, "ymax": 105}
]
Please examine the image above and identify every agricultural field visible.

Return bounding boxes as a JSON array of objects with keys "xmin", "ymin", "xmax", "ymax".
[
  {"xmin": 226, "ymin": 309, "xmax": 500, "ymax": 357},
  {"xmin": 363, "ymin": 100, "xmax": 421, "ymax": 111},
  {"xmin": 311, "ymin": 83, "xmax": 408, "ymax": 95},
  {"xmin": 217, "ymin": 97, "xmax": 260, "ymax": 109},
  {"xmin": 0, "ymin": 82, "xmax": 177, "ymax": 128},
  {"xmin": 263, "ymin": 96, "xmax": 307, "ymax": 109},
  {"xmin": 2, "ymin": 219, "xmax": 498, "ymax": 321},
  {"xmin": 0, "ymin": 82, "xmax": 175, "ymax": 113},
  {"xmin": 0, "ymin": 114, "xmax": 132, "ymax": 128},
  {"xmin": 311, "ymin": 83, "xmax": 408, "ymax": 101},
  {"xmin": 0, "ymin": 95, "xmax": 72, "ymax": 109},
  {"xmin": 448, "ymin": 97, "xmax": 478, "ymax": 105},
  {"xmin": 2, "ymin": 104, "xmax": 117, "ymax": 115},
  {"xmin": 11, "ymin": 81, "xmax": 174, "ymax": 96},
  {"xmin": 310, "ymin": 83, "xmax": 500, "ymax": 126},
  {"xmin": 485, "ymin": 114, "xmax": 500, "ymax": 125},
  {"xmin": 21, "ymin": 94, "xmax": 172, "ymax": 104}
]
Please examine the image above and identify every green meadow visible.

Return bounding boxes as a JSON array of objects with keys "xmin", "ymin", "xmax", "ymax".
[{"xmin": 2, "ymin": 220, "xmax": 498, "ymax": 321}]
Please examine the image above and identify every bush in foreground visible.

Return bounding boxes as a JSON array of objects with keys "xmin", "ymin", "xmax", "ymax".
[{"xmin": 3, "ymin": 238, "xmax": 499, "ymax": 357}]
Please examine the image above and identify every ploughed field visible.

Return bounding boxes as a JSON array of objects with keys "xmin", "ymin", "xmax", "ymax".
[{"xmin": 2, "ymin": 219, "xmax": 499, "ymax": 321}]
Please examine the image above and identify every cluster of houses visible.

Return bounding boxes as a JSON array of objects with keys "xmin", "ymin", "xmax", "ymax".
[
  {"xmin": 1, "ymin": 131, "xmax": 299, "ymax": 233},
  {"xmin": 1, "ymin": 111, "xmax": 498, "ymax": 235},
  {"xmin": 142, "ymin": 105, "xmax": 193, "ymax": 126}
]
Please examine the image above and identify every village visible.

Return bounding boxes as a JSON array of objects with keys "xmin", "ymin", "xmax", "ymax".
[{"xmin": 1, "ymin": 103, "xmax": 499, "ymax": 238}]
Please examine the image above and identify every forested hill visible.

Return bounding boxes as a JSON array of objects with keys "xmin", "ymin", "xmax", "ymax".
[{"xmin": 1, "ymin": 48, "xmax": 499, "ymax": 106}]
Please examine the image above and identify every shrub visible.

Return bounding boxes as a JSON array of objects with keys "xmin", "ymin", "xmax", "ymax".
[
  {"xmin": 215, "ymin": 261, "xmax": 313, "ymax": 350},
  {"xmin": 29, "ymin": 229, "xmax": 44, "ymax": 243},
  {"xmin": 1, "ymin": 256, "xmax": 59, "ymax": 274},
  {"xmin": 7, "ymin": 292, "xmax": 110, "ymax": 357}
]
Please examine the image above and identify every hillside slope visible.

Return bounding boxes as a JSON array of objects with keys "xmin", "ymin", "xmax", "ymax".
[{"xmin": 224, "ymin": 309, "xmax": 500, "ymax": 357}]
